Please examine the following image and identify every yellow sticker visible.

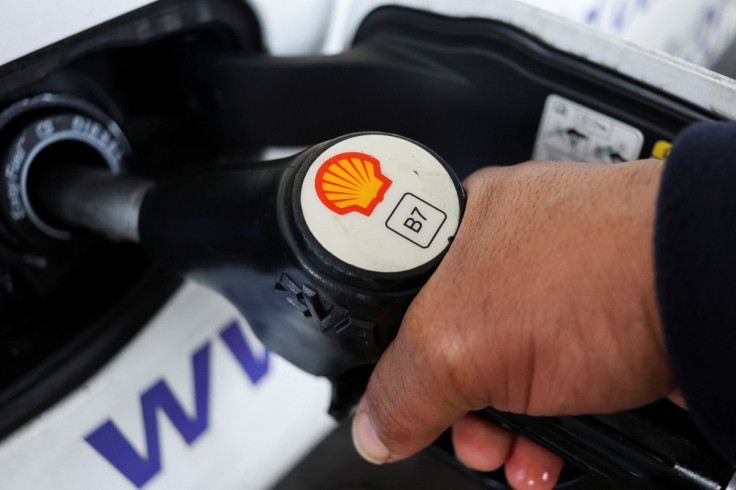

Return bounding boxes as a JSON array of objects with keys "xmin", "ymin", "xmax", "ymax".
[
  {"xmin": 652, "ymin": 140, "xmax": 673, "ymax": 160},
  {"xmin": 315, "ymin": 152, "xmax": 391, "ymax": 216}
]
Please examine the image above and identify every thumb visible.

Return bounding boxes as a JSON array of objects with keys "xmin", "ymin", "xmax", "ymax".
[{"xmin": 351, "ymin": 315, "xmax": 469, "ymax": 464}]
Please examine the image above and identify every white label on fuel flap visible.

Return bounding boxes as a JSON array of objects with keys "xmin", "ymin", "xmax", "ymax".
[
  {"xmin": 300, "ymin": 134, "xmax": 461, "ymax": 273},
  {"xmin": 533, "ymin": 94, "xmax": 644, "ymax": 163}
]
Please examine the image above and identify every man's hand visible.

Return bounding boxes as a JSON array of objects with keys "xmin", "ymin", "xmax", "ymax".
[{"xmin": 351, "ymin": 159, "xmax": 675, "ymax": 489}]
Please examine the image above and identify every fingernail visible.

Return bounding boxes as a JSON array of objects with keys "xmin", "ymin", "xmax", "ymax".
[
  {"xmin": 352, "ymin": 408, "xmax": 391, "ymax": 464},
  {"xmin": 509, "ymin": 468, "xmax": 553, "ymax": 489}
]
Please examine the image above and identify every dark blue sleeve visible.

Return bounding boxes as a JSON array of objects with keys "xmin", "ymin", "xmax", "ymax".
[{"xmin": 656, "ymin": 121, "xmax": 736, "ymax": 463}]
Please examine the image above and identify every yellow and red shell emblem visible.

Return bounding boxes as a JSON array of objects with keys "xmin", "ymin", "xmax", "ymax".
[{"xmin": 315, "ymin": 152, "xmax": 392, "ymax": 216}]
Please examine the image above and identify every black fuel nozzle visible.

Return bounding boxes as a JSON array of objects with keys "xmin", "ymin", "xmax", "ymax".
[{"xmin": 34, "ymin": 132, "xmax": 465, "ymax": 377}]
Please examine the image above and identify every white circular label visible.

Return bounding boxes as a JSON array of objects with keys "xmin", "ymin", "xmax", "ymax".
[{"xmin": 300, "ymin": 134, "xmax": 462, "ymax": 273}]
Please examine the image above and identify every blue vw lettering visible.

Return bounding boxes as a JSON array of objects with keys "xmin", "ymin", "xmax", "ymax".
[
  {"xmin": 220, "ymin": 320, "xmax": 269, "ymax": 384},
  {"xmin": 84, "ymin": 320, "xmax": 269, "ymax": 488}
]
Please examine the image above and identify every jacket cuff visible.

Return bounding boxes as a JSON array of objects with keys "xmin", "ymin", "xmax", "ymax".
[{"xmin": 656, "ymin": 121, "xmax": 736, "ymax": 463}]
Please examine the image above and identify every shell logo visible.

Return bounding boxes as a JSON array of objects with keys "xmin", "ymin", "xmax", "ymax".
[{"xmin": 315, "ymin": 152, "xmax": 392, "ymax": 216}]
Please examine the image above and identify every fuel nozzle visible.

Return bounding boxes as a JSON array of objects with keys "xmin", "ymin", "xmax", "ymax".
[{"xmin": 34, "ymin": 132, "xmax": 465, "ymax": 377}]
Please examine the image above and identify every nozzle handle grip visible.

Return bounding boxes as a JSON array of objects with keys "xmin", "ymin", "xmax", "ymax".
[{"xmin": 477, "ymin": 405, "xmax": 731, "ymax": 488}]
